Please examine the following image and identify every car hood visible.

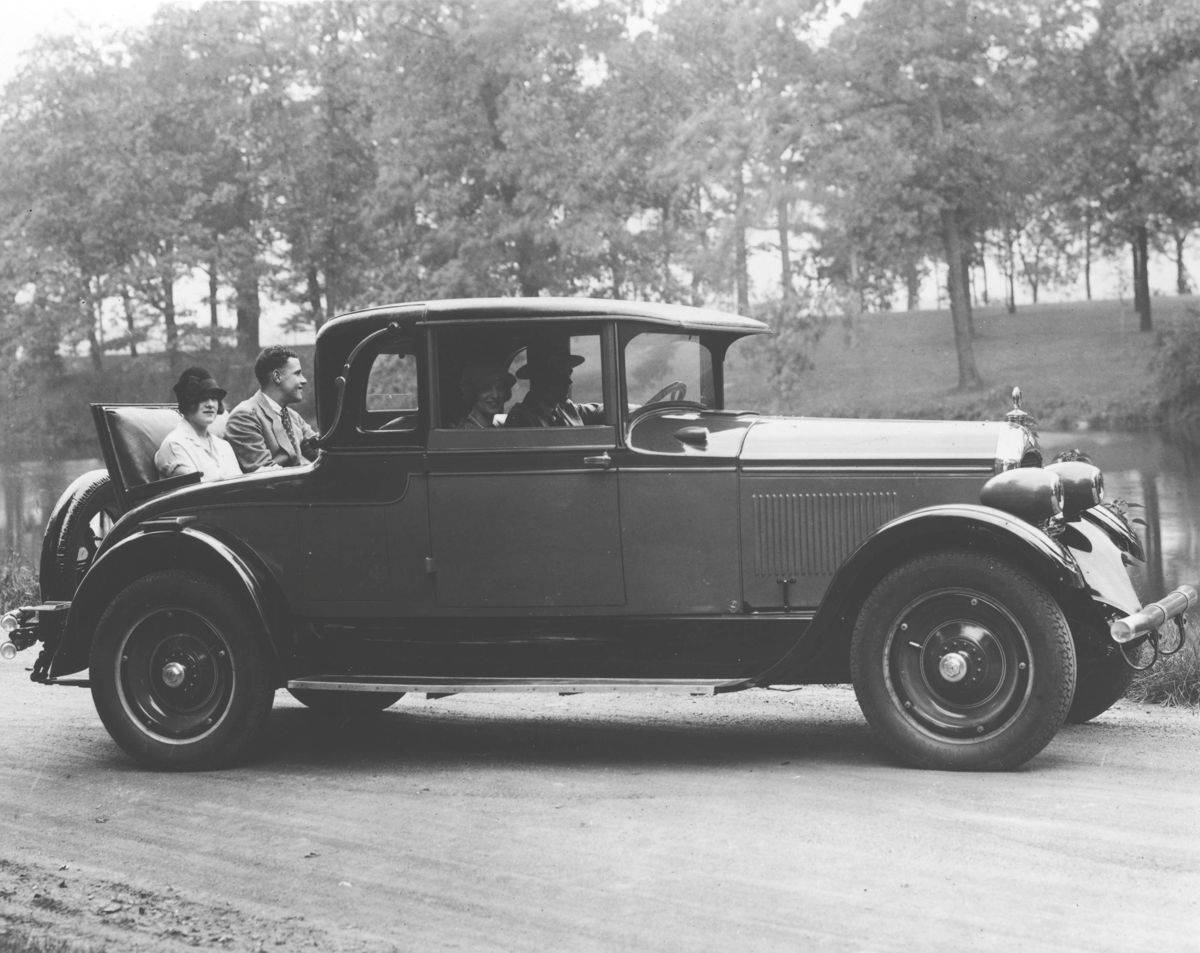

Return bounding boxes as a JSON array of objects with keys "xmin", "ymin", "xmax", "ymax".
[{"xmin": 739, "ymin": 416, "xmax": 1014, "ymax": 467}]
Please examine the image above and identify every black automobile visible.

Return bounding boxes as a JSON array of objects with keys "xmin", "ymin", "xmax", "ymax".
[{"xmin": 3, "ymin": 298, "xmax": 1192, "ymax": 771}]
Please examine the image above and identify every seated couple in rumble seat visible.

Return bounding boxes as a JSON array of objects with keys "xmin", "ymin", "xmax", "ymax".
[{"xmin": 154, "ymin": 346, "xmax": 318, "ymax": 484}]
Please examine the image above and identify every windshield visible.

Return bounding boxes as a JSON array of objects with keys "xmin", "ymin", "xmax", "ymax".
[{"xmin": 622, "ymin": 331, "xmax": 715, "ymax": 411}]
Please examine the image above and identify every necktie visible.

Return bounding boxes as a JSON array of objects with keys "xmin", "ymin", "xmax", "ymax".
[{"xmin": 280, "ymin": 409, "xmax": 299, "ymax": 461}]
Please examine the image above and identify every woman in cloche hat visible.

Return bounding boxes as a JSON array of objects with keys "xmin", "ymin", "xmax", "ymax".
[{"xmin": 154, "ymin": 366, "xmax": 243, "ymax": 482}]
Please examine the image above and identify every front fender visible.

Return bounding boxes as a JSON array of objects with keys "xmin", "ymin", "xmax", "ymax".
[
  {"xmin": 1061, "ymin": 519, "xmax": 1140, "ymax": 617},
  {"xmin": 758, "ymin": 504, "xmax": 1086, "ymax": 684},
  {"xmin": 50, "ymin": 526, "xmax": 288, "ymax": 679}
]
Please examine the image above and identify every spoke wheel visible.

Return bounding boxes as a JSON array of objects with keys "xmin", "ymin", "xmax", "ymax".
[
  {"xmin": 91, "ymin": 571, "xmax": 273, "ymax": 769},
  {"xmin": 851, "ymin": 551, "xmax": 1075, "ymax": 771}
]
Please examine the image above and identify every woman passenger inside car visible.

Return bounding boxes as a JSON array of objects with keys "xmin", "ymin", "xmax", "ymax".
[
  {"xmin": 154, "ymin": 367, "xmax": 243, "ymax": 481},
  {"xmin": 454, "ymin": 357, "xmax": 516, "ymax": 429}
]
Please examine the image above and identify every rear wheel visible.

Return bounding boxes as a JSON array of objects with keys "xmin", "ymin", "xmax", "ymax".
[
  {"xmin": 288, "ymin": 688, "xmax": 404, "ymax": 718},
  {"xmin": 851, "ymin": 551, "xmax": 1076, "ymax": 770},
  {"xmin": 40, "ymin": 470, "xmax": 119, "ymax": 600},
  {"xmin": 90, "ymin": 570, "xmax": 274, "ymax": 770}
]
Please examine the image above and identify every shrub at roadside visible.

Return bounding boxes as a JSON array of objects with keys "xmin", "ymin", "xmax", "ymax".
[
  {"xmin": 1, "ymin": 553, "xmax": 38, "ymax": 610},
  {"xmin": 1128, "ymin": 616, "xmax": 1200, "ymax": 708}
]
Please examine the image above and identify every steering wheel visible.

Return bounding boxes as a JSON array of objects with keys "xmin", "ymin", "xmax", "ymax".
[{"xmin": 645, "ymin": 380, "xmax": 687, "ymax": 404}]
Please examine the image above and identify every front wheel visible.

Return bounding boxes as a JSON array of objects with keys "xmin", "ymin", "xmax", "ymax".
[
  {"xmin": 850, "ymin": 551, "xmax": 1076, "ymax": 771},
  {"xmin": 90, "ymin": 571, "xmax": 274, "ymax": 770}
]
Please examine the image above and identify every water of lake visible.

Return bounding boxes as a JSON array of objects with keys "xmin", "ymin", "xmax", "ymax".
[{"xmin": 1, "ymin": 430, "xmax": 1197, "ymax": 598}]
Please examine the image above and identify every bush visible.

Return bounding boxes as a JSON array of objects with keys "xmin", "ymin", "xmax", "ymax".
[
  {"xmin": 1128, "ymin": 616, "xmax": 1200, "ymax": 707},
  {"xmin": 1155, "ymin": 308, "xmax": 1200, "ymax": 438},
  {"xmin": 0, "ymin": 553, "xmax": 39, "ymax": 611}
]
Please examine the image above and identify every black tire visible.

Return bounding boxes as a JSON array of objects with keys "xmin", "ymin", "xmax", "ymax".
[
  {"xmin": 40, "ymin": 470, "xmax": 119, "ymax": 601},
  {"xmin": 1067, "ymin": 635, "xmax": 1135, "ymax": 724},
  {"xmin": 288, "ymin": 688, "xmax": 404, "ymax": 718},
  {"xmin": 89, "ymin": 570, "xmax": 274, "ymax": 770},
  {"xmin": 850, "ymin": 551, "xmax": 1076, "ymax": 771}
]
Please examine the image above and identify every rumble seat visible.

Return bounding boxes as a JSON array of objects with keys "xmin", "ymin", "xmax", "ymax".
[{"xmin": 90, "ymin": 404, "xmax": 203, "ymax": 512}]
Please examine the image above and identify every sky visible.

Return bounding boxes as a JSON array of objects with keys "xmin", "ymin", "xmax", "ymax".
[{"xmin": 0, "ymin": 0, "xmax": 162, "ymax": 84}]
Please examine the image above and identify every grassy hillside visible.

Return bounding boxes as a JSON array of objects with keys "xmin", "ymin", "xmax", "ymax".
[{"xmin": 727, "ymin": 296, "xmax": 1200, "ymax": 430}]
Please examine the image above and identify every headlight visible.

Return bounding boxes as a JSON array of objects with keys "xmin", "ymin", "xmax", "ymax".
[
  {"xmin": 1045, "ymin": 461, "xmax": 1103, "ymax": 521},
  {"xmin": 980, "ymin": 467, "xmax": 1064, "ymax": 524},
  {"xmin": 0, "ymin": 612, "xmax": 20, "ymax": 635}
]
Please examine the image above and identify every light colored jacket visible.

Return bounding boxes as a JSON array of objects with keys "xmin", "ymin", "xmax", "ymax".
[
  {"xmin": 224, "ymin": 391, "xmax": 317, "ymax": 472},
  {"xmin": 154, "ymin": 421, "xmax": 242, "ymax": 482}
]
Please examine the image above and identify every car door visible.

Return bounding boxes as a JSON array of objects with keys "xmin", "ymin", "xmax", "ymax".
[{"xmin": 425, "ymin": 323, "xmax": 626, "ymax": 609}]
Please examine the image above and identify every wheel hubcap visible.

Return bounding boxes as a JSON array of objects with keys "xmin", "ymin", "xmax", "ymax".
[
  {"xmin": 116, "ymin": 608, "xmax": 234, "ymax": 741},
  {"xmin": 887, "ymin": 589, "xmax": 1033, "ymax": 740}
]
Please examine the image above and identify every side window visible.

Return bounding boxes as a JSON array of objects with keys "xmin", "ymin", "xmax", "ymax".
[
  {"xmin": 433, "ymin": 326, "xmax": 608, "ymax": 433},
  {"xmin": 623, "ymin": 332, "xmax": 713, "ymax": 412},
  {"xmin": 361, "ymin": 347, "xmax": 420, "ymax": 433}
]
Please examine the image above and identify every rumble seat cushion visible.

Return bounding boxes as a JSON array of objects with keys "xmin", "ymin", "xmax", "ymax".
[{"xmin": 91, "ymin": 403, "xmax": 191, "ymax": 509}]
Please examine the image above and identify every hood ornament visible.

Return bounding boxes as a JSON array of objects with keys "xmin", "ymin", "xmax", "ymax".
[{"xmin": 1005, "ymin": 386, "xmax": 1036, "ymax": 430}]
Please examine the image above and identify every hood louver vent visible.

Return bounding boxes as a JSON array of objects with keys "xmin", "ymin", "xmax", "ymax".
[{"xmin": 753, "ymin": 491, "xmax": 898, "ymax": 577}]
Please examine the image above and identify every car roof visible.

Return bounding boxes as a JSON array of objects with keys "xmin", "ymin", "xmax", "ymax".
[{"xmin": 322, "ymin": 297, "xmax": 770, "ymax": 337}]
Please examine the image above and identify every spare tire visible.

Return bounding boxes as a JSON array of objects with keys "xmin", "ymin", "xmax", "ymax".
[{"xmin": 40, "ymin": 469, "xmax": 120, "ymax": 600}]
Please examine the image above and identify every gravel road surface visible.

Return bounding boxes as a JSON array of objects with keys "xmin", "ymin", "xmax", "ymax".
[{"xmin": 0, "ymin": 662, "xmax": 1197, "ymax": 953}]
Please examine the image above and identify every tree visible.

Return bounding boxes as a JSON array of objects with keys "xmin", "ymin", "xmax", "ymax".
[
  {"xmin": 1059, "ymin": 0, "xmax": 1200, "ymax": 331},
  {"xmin": 819, "ymin": 0, "xmax": 1071, "ymax": 389}
]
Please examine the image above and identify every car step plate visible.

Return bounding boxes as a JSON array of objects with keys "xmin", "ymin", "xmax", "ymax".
[{"xmin": 287, "ymin": 676, "xmax": 754, "ymax": 697}]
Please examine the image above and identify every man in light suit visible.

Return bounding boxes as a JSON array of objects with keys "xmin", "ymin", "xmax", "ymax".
[{"xmin": 225, "ymin": 346, "xmax": 319, "ymax": 472}]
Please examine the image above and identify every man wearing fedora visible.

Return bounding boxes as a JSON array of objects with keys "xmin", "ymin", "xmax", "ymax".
[
  {"xmin": 225, "ymin": 345, "xmax": 319, "ymax": 472},
  {"xmin": 504, "ymin": 337, "xmax": 605, "ymax": 428}
]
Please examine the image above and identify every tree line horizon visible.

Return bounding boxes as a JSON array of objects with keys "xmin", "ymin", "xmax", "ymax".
[{"xmin": 2, "ymin": 0, "xmax": 1198, "ymax": 395}]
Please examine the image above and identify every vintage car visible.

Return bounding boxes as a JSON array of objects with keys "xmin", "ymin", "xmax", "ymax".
[{"xmin": 2, "ymin": 298, "xmax": 1193, "ymax": 771}]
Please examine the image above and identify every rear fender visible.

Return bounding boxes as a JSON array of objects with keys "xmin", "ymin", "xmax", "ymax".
[
  {"xmin": 761, "ymin": 504, "xmax": 1086, "ymax": 684},
  {"xmin": 49, "ymin": 527, "xmax": 289, "ymax": 680}
]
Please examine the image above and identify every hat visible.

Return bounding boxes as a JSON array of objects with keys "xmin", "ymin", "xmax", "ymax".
[
  {"xmin": 460, "ymin": 358, "xmax": 516, "ymax": 392},
  {"xmin": 173, "ymin": 366, "xmax": 227, "ymax": 405},
  {"xmin": 514, "ymin": 340, "xmax": 585, "ymax": 380}
]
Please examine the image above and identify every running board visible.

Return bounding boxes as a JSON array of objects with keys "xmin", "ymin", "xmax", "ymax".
[{"xmin": 287, "ymin": 675, "xmax": 755, "ymax": 698}]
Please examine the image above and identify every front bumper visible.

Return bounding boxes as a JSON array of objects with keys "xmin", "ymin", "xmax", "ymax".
[{"xmin": 1110, "ymin": 584, "xmax": 1198, "ymax": 644}]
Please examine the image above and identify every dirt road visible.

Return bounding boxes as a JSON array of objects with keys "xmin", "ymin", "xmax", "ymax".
[{"xmin": 0, "ymin": 663, "xmax": 1197, "ymax": 953}]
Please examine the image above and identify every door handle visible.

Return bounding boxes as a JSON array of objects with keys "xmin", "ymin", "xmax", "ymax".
[{"xmin": 583, "ymin": 453, "xmax": 613, "ymax": 469}]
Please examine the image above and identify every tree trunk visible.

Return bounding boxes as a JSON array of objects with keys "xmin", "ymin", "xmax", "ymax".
[
  {"xmin": 959, "ymin": 251, "xmax": 975, "ymax": 337},
  {"xmin": 940, "ymin": 208, "xmax": 982, "ymax": 391},
  {"xmin": 208, "ymin": 259, "xmax": 220, "ymax": 351},
  {"xmin": 235, "ymin": 263, "xmax": 261, "ymax": 358},
  {"xmin": 1004, "ymin": 227, "xmax": 1016, "ymax": 314},
  {"xmin": 777, "ymin": 197, "xmax": 792, "ymax": 299},
  {"xmin": 162, "ymin": 271, "xmax": 178, "ymax": 368},
  {"xmin": 306, "ymin": 264, "xmax": 325, "ymax": 330},
  {"xmin": 1083, "ymin": 214, "xmax": 1093, "ymax": 301},
  {"xmin": 1132, "ymin": 224, "xmax": 1152, "ymax": 331},
  {"xmin": 120, "ymin": 286, "xmax": 138, "ymax": 357},
  {"xmin": 609, "ymin": 242, "xmax": 624, "ymax": 299},
  {"xmin": 978, "ymin": 241, "xmax": 989, "ymax": 306},
  {"xmin": 904, "ymin": 260, "xmax": 920, "ymax": 311},
  {"xmin": 81, "ymin": 272, "xmax": 103, "ymax": 373},
  {"xmin": 1175, "ymin": 231, "xmax": 1190, "ymax": 295},
  {"xmin": 734, "ymin": 167, "xmax": 749, "ymax": 315}
]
